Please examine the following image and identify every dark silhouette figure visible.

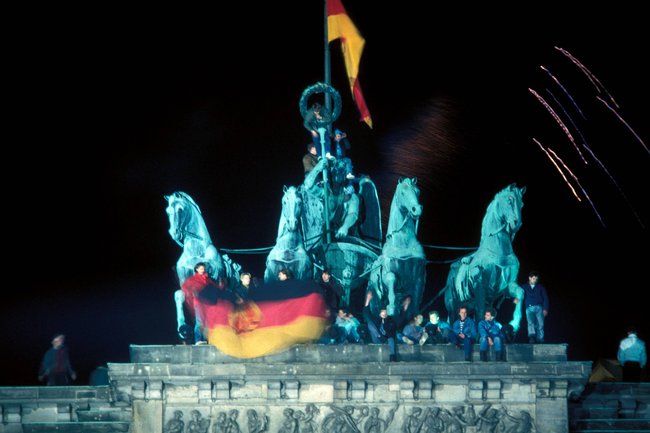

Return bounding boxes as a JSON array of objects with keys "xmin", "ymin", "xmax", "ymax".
[{"xmin": 38, "ymin": 333, "xmax": 76, "ymax": 386}]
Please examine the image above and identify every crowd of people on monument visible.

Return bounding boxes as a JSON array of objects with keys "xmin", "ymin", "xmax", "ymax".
[
  {"xmin": 176, "ymin": 263, "xmax": 555, "ymax": 363},
  {"xmin": 171, "ymin": 262, "xmax": 647, "ymax": 376}
]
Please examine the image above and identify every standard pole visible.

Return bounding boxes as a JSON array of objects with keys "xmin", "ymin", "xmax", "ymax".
[{"xmin": 322, "ymin": 0, "xmax": 332, "ymax": 244}]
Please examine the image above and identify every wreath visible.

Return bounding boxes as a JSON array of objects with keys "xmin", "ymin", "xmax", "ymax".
[{"xmin": 299, "ymin": 82, "xmax": 342, "ymax": 127}]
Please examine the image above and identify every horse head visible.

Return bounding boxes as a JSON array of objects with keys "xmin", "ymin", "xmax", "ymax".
[
  {"xmin": 280, "ymin": 185, "xmax": 302, "ymax": 234},
  {"xmin": 165, "ymin": 192, "xmax": 202, "ymax": 246},
  {"xmin": 490, "ymin": 183, "xmax": 526, "ymax": 239},
  {"xmin": 387, "ymin": 178, "xmax": 422, "ymax": 236}
]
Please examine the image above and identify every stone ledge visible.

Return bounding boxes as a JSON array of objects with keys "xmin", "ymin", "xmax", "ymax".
[
  {"xmin": 0, "ymin": 386, "xmax": 111, "ymax": 403},
  {"xmin": 107, "ymin": 360, "xmax": 592, "ymax": 382},
  {"xmin": 21, "ymin": 421, "xmax": 131, "ymax": 433},
  {"xmin": 129, "ymin": 343, "xmax": 569, "ymax": 364}
]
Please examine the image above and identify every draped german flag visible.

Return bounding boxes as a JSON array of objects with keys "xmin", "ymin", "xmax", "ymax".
[
  {"xmin": 198, "ymin": 280, "xmax": 328, "ymax": 358},
  {"xmin": 327, "ymin": 0, "xmax": 373, "ymax": 128}
]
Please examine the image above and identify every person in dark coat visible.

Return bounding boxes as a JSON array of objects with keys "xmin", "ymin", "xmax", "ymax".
[
  {"xmin": 318, "ymin": 269, "xmax": 343, "ymax": 321},
  {"xmin": 303, "ymin": 103, "xmax": 332, "ymax": 158},
  {"xmin": 363, "ymin": 291, "xmax": 399, "ymax": 361},
  {"xmin": 38, "ymin": 333, "xmax": 76, "ymax": 386},
  {"xmin": 302, "ymin": 143, "xmax": 319, "ymax": 175},
  {"xmin": 519, "ymin": 270, "xmax": 550, "ymax": 344}
]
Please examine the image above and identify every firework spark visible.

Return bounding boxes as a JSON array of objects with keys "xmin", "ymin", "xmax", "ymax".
[
  {"xmin": 546, "ymin": 147, "xmax": 605, "ymax": 227},
  {"xmin": 541, "ymin": 65, "xmax": 586, "ymax": 119},
  {"xmin": 532, "ymin": 138, "xmax": 581, "ymax": 201},
  {"xmin": 596, "ymin": 95, "xmax": 649, "ymax": 155},
  {"xmin": 580, "ymin": 128, "xmax": 645, "ymax": 228},
  {"xmin": 544, "ymin": 90, "xmax": 643, "ymax": 226},
  {"xmin": 545, "ymin": 88, "xmax": 590, "ymax": 151},
  {"xmin": 555, "ymin": 46, "xmax": 620, "ymax": 109},
  {"xmin": 529, "ymin": 88, "xmax": 587, "ymax": 163}
]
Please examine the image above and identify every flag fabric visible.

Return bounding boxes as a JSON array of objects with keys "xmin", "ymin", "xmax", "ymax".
[
  {"xmin": 199, "ymin": 280, "xmax": 328, "ymax": 358},
  {"xmin": 327, "ymin": 0, "xmax": 373, "ymax": 128}
]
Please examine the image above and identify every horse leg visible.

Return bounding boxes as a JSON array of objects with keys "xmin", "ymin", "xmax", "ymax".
[
  {"xmin": 264, "ymin": 256, "xmax": 278, "ymax": 282},
  {"xmin": 507, "ymin": 281, "xmax": 524, "ymax": 332},
  {"xmin": 297, "ymin": 252, "xmax": 312, "ymax": 281},
  {"xmin": 341, "ymin": 266, "xmax": 354, "ymax": 307},
  {"xmin": 444, "ymin": 288, "xmax": 456, "ymax": 323},
  {"xmin": 476, "ymin": 285, "xmax": 487, "ymax": 323},
  {"xmin": 454, "ymin": 259, "xmax": 475, "ymax": 302},
  {"xmin": 174, "ymin": 290, "xmax": 187, "ymax": 338},
  {"xmin": 443, "ymin": 260, "xmax": 461, "ymax": 320},
  {"xmin": 384, "ymin": 271, "xmax": 397, "ymax": 315}
]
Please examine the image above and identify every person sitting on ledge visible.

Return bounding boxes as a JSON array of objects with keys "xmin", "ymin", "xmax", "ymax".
[
  {"xmin": 363, "ymin": 291, "xmax": 398, "ymax": 361},
  {"xmin": 399, "ymin": 313, "xmax": 428, "ymax": 345},
  {"xmin": 423, "ymin": 310, "xmax": 451, "ymax": 344},
  {"xmin": 478, "ymin": 308, "xmax": 506, "ymax": 362},
  {"xmin": 448, "ymin": 306, "xmax": 477, "ymax": 362},
  {"xmin": 335, "ymin": 308, "xmax": 361, "ymax": 344}
]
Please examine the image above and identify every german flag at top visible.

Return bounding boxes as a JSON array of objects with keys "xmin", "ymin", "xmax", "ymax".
[{"xmin": 327, "ymin": 0, "xmax": 373, "ymax": 128}]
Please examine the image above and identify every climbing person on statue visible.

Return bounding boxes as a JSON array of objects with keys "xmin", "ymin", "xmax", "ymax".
[
  {"xmin": 303, "ymin": 102, "xmax": 333, "ymax": 159},
  {"xmin": 333, "ymin": 128, "xmax": 355, "ymax": 180},
  {"xmin": 302, "ymin": 143, "xmax": 319, "ymax": 175}
]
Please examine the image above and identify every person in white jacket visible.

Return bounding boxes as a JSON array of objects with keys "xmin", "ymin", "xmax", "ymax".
[{"xmin": 617, "ymin": 326, "xmax": 647, "ymax": 382}]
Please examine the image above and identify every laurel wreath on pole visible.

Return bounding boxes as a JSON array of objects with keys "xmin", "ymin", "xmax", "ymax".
[{"xmin": 299, "ymin": 82, "xmax": 342, "ymax": 127}]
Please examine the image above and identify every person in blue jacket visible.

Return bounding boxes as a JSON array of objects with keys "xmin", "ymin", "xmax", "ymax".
[
  {"xmin": 449, "ymin": 306, "xmax": 477, "ymax": 362},
  {"xmin": 478, "ymin": 308, "xmax": 506, "ymax": 361}
]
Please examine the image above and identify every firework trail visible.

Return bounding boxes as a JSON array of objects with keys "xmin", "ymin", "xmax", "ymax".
[
  {"xmin": 544, "ymin": 90, "xmax": 644, "ymax": 226},
  {"xmin": 529, "ymin": 88, "xmax": 587, "ymax": 163},
  {"xmin": 546, "ymin": 147, "xmax": 606, "ymax": 227},
  {"xmin": 545, "ymin": 88, "xmax": 590, "ymax": 151},
  {"xmin": 579, "ymin": 135, "xmax": 644, "ymax": 227},
  {"xmin": 596, "ymin": 95, "xmax": 649, "ymax": 155},
  {"xmin": 555, "ymin": 46, "xmax": 620, "ymax": 109},
  {"xmin": 541, "ymin": 65, "xmax": 586, "ymax": 119},
  {"xmin": 532, "ymin": 138, "xmax": 581, "ymax": 201},
  {"xmin": 534, "ymin": 136, "xmax": 605, "ymax": 226},
  {"xmin": 533, "ymin": 49, "xmax": 646, "ymax": 229}
]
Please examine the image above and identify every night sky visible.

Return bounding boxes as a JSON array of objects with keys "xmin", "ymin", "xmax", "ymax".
[{"xmin": 3, "ymin": 4, "xmax": 648, "ymax": 385}]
